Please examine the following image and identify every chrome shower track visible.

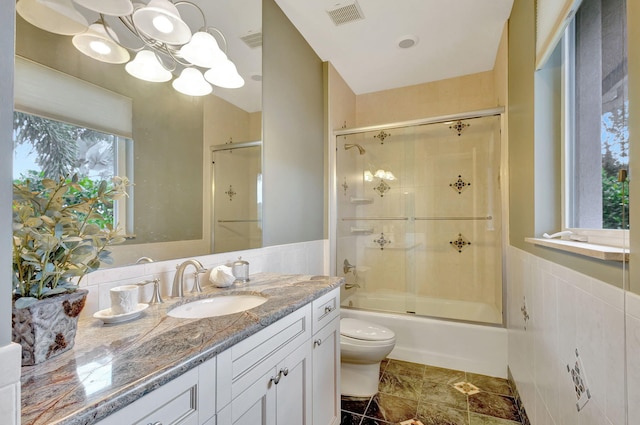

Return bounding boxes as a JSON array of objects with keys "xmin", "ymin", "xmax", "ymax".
[{"xmin": 333, "ymin": 107, "xmax": 504, "ymax": 136}]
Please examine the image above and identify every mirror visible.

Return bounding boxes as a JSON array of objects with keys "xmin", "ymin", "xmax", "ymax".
[{"xmin": 13, "ymin": 0, "xmax": 262, "ymax": 266}]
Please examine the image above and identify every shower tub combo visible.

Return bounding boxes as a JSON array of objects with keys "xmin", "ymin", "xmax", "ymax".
[{"xmin": 332, "ymin": 110, "xmax": 507, "ymax": 378}]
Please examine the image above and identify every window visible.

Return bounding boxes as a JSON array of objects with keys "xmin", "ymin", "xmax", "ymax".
[
  {"xmin": 13, "ymin": 56, "xmax": 134, "ymax": 235},
  {"xmin": 564, "ymin": 0, "xmax": 628, "ymax": 234},
  {"xmin": 13, "ymin": 111, "xmax": 133, "ymax": 233}
]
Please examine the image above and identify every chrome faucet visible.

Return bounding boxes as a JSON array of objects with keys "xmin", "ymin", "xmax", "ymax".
[
  {"xmin": 343, "ymin": 259, "xmax": 356, "ymax": 274},
  {"xmin": 172, "ymin": 259, "xmax": 207, "ymax": 298}
]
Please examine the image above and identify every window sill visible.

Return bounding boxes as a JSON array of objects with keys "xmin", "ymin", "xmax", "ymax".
[{"xmin": 524, "ymin": 237, "xmax": 629, "ymax": 262}]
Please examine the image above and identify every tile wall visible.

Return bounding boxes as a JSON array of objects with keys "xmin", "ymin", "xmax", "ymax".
[
  {"xmin": 78, "ymin": 239, "xmax": 328, "ymax": 317},
  {"xmin": 507, "ymin": 245, "xmax": 638, "ymax": 425}
]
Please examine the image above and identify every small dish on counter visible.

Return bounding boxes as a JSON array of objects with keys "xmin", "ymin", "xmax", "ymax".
[{"xmin": 94, "ymin": 303, "xmax": 149, "ymax": 324}]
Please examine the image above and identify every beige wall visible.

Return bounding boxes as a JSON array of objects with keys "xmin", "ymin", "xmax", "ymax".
[
  {"xmin": 494, "ymin": 23, "xmax": 509, "ymax": 109},
  {"xmin": 262, "ymin": 0, "xmax": 325, "ymax": 247},
  {"xmin": 355, "ymin": 71, "xmax": 497, "ymax": 127},
  {"xmin": 204, "ymin": 96, "xmax": 261, "ymax": 145},
  {"xmin": 327, "ymin": 63, "xmax": 357, "ymax": 131}
]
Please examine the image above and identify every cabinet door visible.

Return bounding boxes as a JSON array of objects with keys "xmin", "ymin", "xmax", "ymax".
[
  {"xmin": 276, "ymin": 341, "xmax": 312, "ymax": 425},
  {"xmin": 225, "ymin": 367, "xmax": 277, "ymax": 425},
  {"xmin": 312, "ymin": 317, "xmax": 340, "ymax": 425}
]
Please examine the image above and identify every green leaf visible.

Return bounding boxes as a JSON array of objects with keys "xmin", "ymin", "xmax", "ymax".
[
  {"xmin": 41, "ymin": 179, "xmax": 57, "ymax": 189},
  {"xmin": 14, "ymin": 297, "xmax": 38, "ymax": 309},
  {"xmin": 25, "ymin": 217, "xmax": 43, "ymax": 227},
  {"xmin": 43, "ymin": 287, "xmax": 71, "ymax": 296},
  {"xmin": 83, "ymin": 223, "xmax": 101, "ymax": 235},
  {"xmin": 98, "ymin": 180, "xmax": 108, "ymax": 195}
]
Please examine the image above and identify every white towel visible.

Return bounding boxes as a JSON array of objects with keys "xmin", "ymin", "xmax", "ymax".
[{"xmin": 209, "ymin": 265, "xmax": 235, "ymax": 287}]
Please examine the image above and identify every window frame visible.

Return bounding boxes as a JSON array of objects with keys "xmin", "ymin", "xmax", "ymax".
[
  {"xmin": 561, "ymin": 11, "xmax": 629, "ymax": 248},
  {"xmin": 12, "ymin": 110, "xmax": 135, "ymax": 237}
]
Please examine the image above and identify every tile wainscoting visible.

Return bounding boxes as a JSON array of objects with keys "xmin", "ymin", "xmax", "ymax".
[
  {"xmin": 507, "ymin": 245, "xmax": 639, "ymax": 425},
  {"xmin": 78, "ymin": 239, "xmax": 329, "ymax": 317}
]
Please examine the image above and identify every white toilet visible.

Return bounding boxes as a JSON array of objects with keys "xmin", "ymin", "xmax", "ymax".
[{"xmin": 340, "ymin": 318, "xmax": 396, "ymax": 397}]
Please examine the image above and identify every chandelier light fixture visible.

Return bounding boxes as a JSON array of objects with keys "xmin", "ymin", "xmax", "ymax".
[{"xmin": 16, "ymin": 0, "xmax": 246, "ymax": 97}]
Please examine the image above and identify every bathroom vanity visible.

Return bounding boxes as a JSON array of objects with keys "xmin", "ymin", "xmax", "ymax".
[{"xmin": 19, "ymin": 273, "xmax": 342, "ymax": 425}]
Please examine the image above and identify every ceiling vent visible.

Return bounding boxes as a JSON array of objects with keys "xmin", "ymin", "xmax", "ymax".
[
  {"xmin": 240, "ymin": 31, "xmax": 262, "ymax": 49},
  {"xmin": 326, "ymin": 1, "xmax": 365, "ymax": 26}
]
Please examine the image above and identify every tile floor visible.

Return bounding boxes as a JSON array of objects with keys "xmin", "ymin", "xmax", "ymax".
[{"xmin": 341, "ymin": 359, "xmax": 525, "ymax": 425}]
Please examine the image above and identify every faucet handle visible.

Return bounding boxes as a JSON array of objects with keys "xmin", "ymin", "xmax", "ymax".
[
  {"xmin": 136, "ymin": 278, "xmax": 164, "ymax": 304},
  {"xmin": 191, "ymin": 272, "xmax": 204, "ymax": 294},
  {"xmin": 343, "ymin": 259, "xmax": 356, "ymax": 274}
]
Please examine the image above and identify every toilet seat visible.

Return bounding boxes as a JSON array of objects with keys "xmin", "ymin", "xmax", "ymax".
[{"xmin": 340, "ymin": 318, "xmax": 395, "ymax": 342}]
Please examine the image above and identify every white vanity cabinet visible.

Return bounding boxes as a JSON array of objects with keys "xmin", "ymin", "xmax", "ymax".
[
  {"xmin": 93, "ymin": 288, "xmax": 341, "ymax": 425},
  {"xmin": 216, "ymin": 305, "xmax": 313, "ymax": 425},
  {"xmin": 216, "ymin": 288, "xmax": 341, "ymax": 425},
  {"xmin": 95, "ymin": 355, "xmax": 216, "ymax": 425},
  {"xmin": 310, "ymin": 289, "xmax": 341, "ymax": 425}
]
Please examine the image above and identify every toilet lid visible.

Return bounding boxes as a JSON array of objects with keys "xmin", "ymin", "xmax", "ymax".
[{"xmin": 340, "ymin": 318, "xmax": 395, "ymax": 341}]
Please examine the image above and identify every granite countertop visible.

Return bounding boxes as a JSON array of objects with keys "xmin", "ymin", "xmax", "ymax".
[{"xmin": 20, "ymin": 273, "xmax": 344, "ymax": 425}]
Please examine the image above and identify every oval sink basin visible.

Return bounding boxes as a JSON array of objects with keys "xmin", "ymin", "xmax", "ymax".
[{"xmin": 168, "ymin": 295, "xmax": 267, "ymax": 319}]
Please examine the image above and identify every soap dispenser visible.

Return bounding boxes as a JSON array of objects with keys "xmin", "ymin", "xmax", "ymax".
[{"xmin": 232, "ymin": 257, "xmax": 250, "ymax": 283}]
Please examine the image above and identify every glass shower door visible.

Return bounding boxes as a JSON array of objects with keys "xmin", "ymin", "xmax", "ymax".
[
  {"xmin": 337, "ymin": 115, "xmax": 503, "ymax": 324},
  {"xmin": 212, "ymin": 142, "xmax": 262, "ymax": 253}
]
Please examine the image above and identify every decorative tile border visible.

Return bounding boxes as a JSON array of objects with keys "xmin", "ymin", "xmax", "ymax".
[{"xmin": 507, "ymin": 367, "xmax": 531, "ymax": 425}]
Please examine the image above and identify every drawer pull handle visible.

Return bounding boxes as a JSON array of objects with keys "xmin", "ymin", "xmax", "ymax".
[
  {"xmin": 324, "ymin": 306, "xmax": 334, "ymax": 314},
  {"xmin": 281, "ymin": 367, "xmax": 289, "ymax": 377},
  {"xmin": 270, "ymin": 373, "xmax": 281, "ymax": 385},
  {"xmin": 314, "ymin": 338, "xmax": 322, "ymax": 347}
]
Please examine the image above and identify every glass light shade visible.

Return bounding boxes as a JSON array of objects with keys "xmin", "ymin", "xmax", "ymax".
[
  {"xmin": 73, "ymin": 0, "xmax": 134, "ymax": 16},
  {"xmin": 179, "ymin": 31, "xmax": 227, "ymax": 68},
  {"xmin": 17, "ymin": 0, "xmax": 88, "ymax": 36},
  {"xmin": 364, "ymin": 171, "xmax": 374, "ymax": 182},
  {"xmin": 385, "ymin": 171, "xmax": 396, "ymax": 180},
  {"xmin": 132, "ymin": 0, "xmax": 191, "ymax": 45},
  {"xmin": 172, "ymin": 68, "xmax": 212, "ymax": 96},
  {"xmin": 72, "ymin": 23, "xmax": 130, "ymax": 64},
  {"xmin": 125, "ymin": 50, "xmax": 172, "ymax": 82},
  {"xmin": 204, "ymin": 59, "xmax": 245, "ymax": 89},
  {"xmin": 374, "ymin": 169, "xmax": 386, "ymax": 179}
]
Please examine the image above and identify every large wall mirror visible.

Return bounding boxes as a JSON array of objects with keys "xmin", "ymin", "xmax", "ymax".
[{"xmin": 13, "ymin": 0, "xmax": 263, "ymax": 266}]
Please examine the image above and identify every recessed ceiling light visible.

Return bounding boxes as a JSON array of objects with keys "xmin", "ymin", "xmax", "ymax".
[{"xmin": 397, "ymin": 35, "xmax": 418, "ymax": 49}]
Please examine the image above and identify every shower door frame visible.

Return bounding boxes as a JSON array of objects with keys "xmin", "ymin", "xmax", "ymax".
[
  {"xmin": 210, "ymin": 140, "xmax": 263, "ymax": 254},
  {"xmin": 329, "ymin": 107, "xmax": 509, "ymax": 325}
]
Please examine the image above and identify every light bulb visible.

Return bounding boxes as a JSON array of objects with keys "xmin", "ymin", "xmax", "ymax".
[
  {"xmin": 152, "ymin": 15, "xmax": 174, "ymax": 34},
  {"xmin": 89, "ymin": 40, "xmax": 111, "ymax": 55}
]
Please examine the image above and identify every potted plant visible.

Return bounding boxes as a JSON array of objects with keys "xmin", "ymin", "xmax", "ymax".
[{"xmin": 12, "ymin": 174, "xmax": 129, "ymax": 365}]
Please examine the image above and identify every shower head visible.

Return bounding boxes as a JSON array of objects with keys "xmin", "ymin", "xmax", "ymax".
[{"xmin": 344, "ymin": 143, "xmax": 366, "ymax": 155}]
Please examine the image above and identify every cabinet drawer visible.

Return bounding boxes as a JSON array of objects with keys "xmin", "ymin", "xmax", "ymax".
[
  {"xmin": 96, "ymin": 367, "xmax": 199, "ymax": 425},
  {"xmin": 217, "ymin": 305, "xmax": 311, "ymax": 404},
  {"xmin": 312, "ymin": 289, "xmax": 340, "ymax": 334}
]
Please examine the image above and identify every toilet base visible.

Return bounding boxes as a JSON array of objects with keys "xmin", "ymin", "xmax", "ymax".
[{"xmin": 340, "ymin": 361, "xmax": 381, "ymax": 397}]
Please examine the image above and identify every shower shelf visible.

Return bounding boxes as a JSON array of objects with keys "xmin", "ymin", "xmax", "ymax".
[
  {"xmin": 350, "ymin": 227, "xmax": 374, "ymax": 234},
  {"xmin": 349, "ymin": 197, "xmax": 374, "ymax": 204},
  {"xmin": 364, "ymin": 243, "xmax": 421, "ymax": 250}
]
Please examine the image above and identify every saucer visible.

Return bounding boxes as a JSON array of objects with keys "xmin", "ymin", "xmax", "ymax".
[{"xmin": 94, "ymin": 303, "xmax": 149, "ymax": 324}]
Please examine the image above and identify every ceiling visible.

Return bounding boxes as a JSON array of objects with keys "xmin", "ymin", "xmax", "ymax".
[
  {"xmin": 274, "ymin": 0, "xmax": 514, "ymax": 95},
  {"xmin": 57, "ymin": 0, "xmax": 513, "ymax": 113}
]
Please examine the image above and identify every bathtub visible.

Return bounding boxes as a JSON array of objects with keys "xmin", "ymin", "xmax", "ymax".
[
  {"xmin": 343, "ymin": 290, "xmax": 503, "ymax": 324},
  {"xmin": 341, "ymin": 305, "xmax": 508, "ymax": 378}
]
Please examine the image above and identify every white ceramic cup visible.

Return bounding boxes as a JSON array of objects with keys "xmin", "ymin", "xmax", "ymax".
[{"xmin": 110, "ymin": 285, "xmax": 139, "ymax": 315}]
